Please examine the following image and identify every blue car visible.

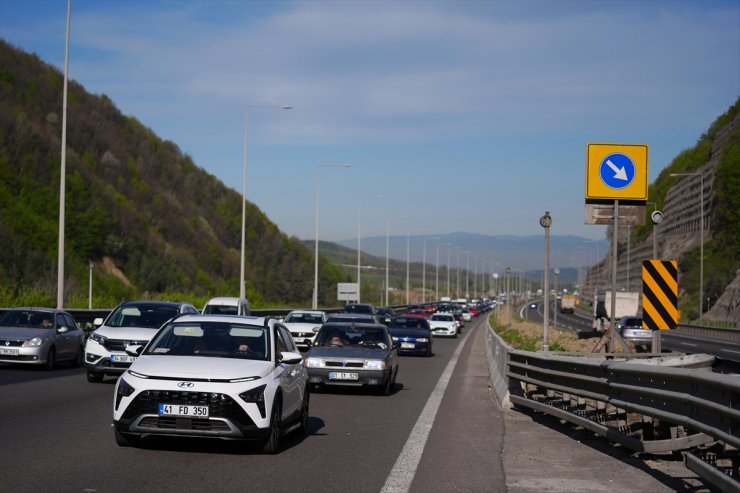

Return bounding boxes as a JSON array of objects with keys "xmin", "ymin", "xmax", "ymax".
[{"xmin": 388, "ymin": 316, "xmax": 433, "ymax": 357}]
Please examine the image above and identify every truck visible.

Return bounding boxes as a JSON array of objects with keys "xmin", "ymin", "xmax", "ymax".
[
  {"xmin": 559, "ymin": 294, "xmax": 576, "ymax": 314},
  {"xmin": 592, "ymin": 290, "xmax": 640, "ymax": 333}
]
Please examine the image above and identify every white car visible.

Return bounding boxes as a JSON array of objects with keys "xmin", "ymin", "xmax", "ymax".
[
  {"xmin": 85, "ymin": 301, "xmax": 199, "ymax": 382},
  {"xmin": 283, "ymin": 310, "xmax": 327, "ymax": 349},
  {"xmin": 113, "ymin": 315, "xmax": 309, "ymax": 454},
  {"xmin": 202, "ymin": 297, "xmax": 250, "ymax": 316},
  {"xmin": 429, "ymin": 313, "xmax": 458, "ymax": 337}
]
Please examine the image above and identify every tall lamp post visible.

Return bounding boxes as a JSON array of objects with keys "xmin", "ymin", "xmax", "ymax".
[
  {"xmin": 313, "ymin": 164, "xmax": 351, "ymax": 309},
  {"xmin": 56, "ymin": 0, "xmax": 71, "ymax": 309},
  {"xmin": 505, "ymin": 267, "xmax": 511, "ymax": 327},
  {"xmin": 670, "ymin": 172, "xmax": 704, "ymax": 323},
  {"xmin": 422, "ymin": 236, "xmax": 438, "ymax": 303},
  {"xmin": 385, "ymin": 221, "xmax": 390, "ymax": 307},
  {"xmin": 240, "ymin": 103, "xmax": 292, "ymax": 299},
  {"xmin": 540, "ymin": 211, "xmax": 552, "ymax": 351},
  {"xmin": 553, "ymin": 267, "xmax": 560, "ymax": 330},
  {"xmin": 446, "ymin": 244, "xmax": 452, "ymax": 298}
]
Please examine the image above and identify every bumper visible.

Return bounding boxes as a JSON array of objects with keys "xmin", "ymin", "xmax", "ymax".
[
  {"xmin": 431, "ymin": 327, "xmax": 457, "ymax": 337},
  {"xmin": 394, "ymin": 339, "xmax": 431, "ymax": 355},
  {"xmin": 0, "ymin": 346, "xmax": 47, "ymax": 365},
  {"xmin": 622, "ymin": 329, "xmax": 653, "ymax": 347},
  {"xmin": 307, "ymin": 368, "xmax": 390, "ymax": 388},
  {"xmin": 85, "ymin": 354, "xmax": 132, "ymax": 375}
]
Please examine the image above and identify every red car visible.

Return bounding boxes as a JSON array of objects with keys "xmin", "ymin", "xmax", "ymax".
[
  {"xmin": 405, "ymin": 308, "xmax": 428, "ymax": 318},
  {"xmin": 468, "ymin": 307, "xmax": 480, "ymax": 317}
]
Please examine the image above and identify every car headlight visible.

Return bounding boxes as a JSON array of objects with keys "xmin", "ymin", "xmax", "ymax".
[
  {"xmin": 115, "ymin": 378, "xmax": 136, "ymax": 410},
  {"xmin": 239, "ymin": 384, "xmax": 267, "ymax": 418},
  {"xmin": 90, "ymin": 332, "xmax": 107, "ymax": 345},
  {"xmin": 22, "ymin": 336, "xmax": 46, "ymax": 347},
  {"xmin": 391, "ymin": 337, "xmax": 399, "ymax": 341},
  {"xmin": 127, "ymin": 370, "xmax": 149, "ymax": 379},
  {"xmin": 364, "ymin": 360, "xmax": 386, "ymax": 370},
  {"xmin": 304, "ymin": 358, "xmax": 325, "ymax": 368},
  {"xmin": 416, "ymin": 338, "xmax": 429, "ymax": 342}
]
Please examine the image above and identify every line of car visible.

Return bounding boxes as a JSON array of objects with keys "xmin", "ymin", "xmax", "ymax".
[{"xmin": 0, "ymin": 297, "xmax": 491, "ymax": 454}]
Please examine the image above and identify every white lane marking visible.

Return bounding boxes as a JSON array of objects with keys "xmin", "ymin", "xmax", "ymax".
[{"xmin": 380, "ymin": 327, "xmax": 472, "ymax": 493}]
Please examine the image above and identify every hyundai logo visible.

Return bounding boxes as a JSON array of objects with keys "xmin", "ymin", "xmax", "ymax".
[{"xmin": 177, "ymin": 382, "xmax": 194, "ymax": 389}]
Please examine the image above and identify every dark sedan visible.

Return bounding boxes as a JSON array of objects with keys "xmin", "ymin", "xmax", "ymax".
[
  {"xmin": 304, "ymin": 323, "xmax": 399, "ymax": 395},
  {"xmin": 388, "ymin": 316, "xmax": 433, "ymax": 357}
]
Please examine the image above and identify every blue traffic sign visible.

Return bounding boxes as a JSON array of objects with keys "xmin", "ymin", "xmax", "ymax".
[{"xmin": 599, "ymin": 153, "xmax": 635, "ymax": 189}]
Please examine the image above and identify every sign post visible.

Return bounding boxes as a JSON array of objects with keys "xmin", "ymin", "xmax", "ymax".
[{"xmin": 585, "ymin": 143, "xmax": 648, "ymax": 353}]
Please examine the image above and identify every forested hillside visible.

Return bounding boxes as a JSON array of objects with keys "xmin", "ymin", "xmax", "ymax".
[{"xmin": 0, "ymin": 40, "xmax": 343, "ymax": 308}]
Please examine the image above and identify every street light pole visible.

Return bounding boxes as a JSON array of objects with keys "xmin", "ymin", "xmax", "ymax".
[
  {"xmin": 446, "ymin": 244, "xmax": 452, "ymax": 298},
  {"xmin": 553, "ymin": 267, "xmax": 560, "ymax": 330},
  {"xmin": 670, "ymin": 172, "xmax": 704, "ymax": 323},
  {"xmin": 313, "ymin": 164, "xmax": 351, "ymax": 309},
  {"xmin": 540, "ymin": 211, "xmax": 552, "ymax": 352},
  {"xmin": 385, "ymin": 221, "xmax": 390, "ymax": 307},
  {"xmin": 435, "ymin": 241, "xmax": 440, "ymax": 301},
  {"xmin": 505, "ymin": 267, "xmax": 511, "ymax": 327},
  {"xmin": 56, "ymin": 0, "xmax": 71, "ymax": 309},
  {"xmin": 240, "ymin": 103, "xmax": 292, "ymax": 299}
]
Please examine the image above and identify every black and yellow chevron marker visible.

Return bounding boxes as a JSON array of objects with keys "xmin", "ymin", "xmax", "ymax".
[{"xmin": 642, "ymin": 260, "xmax": 678, "ymax": 330}]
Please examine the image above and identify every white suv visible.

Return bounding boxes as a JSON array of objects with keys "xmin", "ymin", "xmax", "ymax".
[
  {"xmin": 85, "ymin": 301, "xmax": 199, "ymax": 382},
  {"xmin": 113, "ymin": 315, "xmax": 308, "ymax": 453}
]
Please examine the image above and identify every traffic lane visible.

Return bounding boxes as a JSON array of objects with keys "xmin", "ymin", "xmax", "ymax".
[
  {"xmin": 411, "ymin": 316, "xmax": 505, "ymax": 492},
  {"xmin": 0, "ymin": 362, "xmax": 85, "ymax": 386},
  {"xmin": 0, "ymin": 325, "xmax": 465, "ymax": 492}
]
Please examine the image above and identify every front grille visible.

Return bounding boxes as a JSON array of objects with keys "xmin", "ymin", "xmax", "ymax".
[
  {"xmin": 291, "ymin": 332, "xmax": 314, "ymax": 338},
  {"xmin": 122, "ymin": 390, "xmax": 254, "ymax": 428},
  {"xmin": 104, "ymin": 339, "xmax": 147, "ymax": 351},
  {"xmin": 138, "ymin": 416, "xmax": 231, "ymax": 432},
  {"xmin": 0, "ymin": 340, "xmax": 24, "ymax": 347},
  {"xmin": 325, "ymin": 361, "xmax": 364, "ymax": 368}
]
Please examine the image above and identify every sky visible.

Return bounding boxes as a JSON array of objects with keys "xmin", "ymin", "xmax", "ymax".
[{"xmin": 1, "ymin": 0, "xmax": 738, "ymax": 248}]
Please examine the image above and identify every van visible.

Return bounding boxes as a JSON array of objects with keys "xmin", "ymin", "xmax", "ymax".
[{"xmin": 202, "ymin": 297, "xmax": 251, "ymax": 316}]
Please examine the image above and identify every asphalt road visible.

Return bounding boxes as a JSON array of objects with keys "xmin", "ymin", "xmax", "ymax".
[
  {"xmin": 0, "ymin": 316, "xmax": 504, "ymax": 493},
  {"xmin": 522, "ymin": 300, "xmax": 595, "ymax": 337}
]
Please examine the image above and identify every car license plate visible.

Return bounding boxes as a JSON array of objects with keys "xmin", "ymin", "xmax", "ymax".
[
  {"xmin": 0, "ymin": 347, "xmax": 18, "ymax": 356},
  {"xmin": 401, "ymin": 342, "xmax": 415, "ymax": 349},
  {"xmin": 111, "ymin": 354, "xmax": 136, "ymax": 363},
  {"xmin": 158, "ymin": 404, "xmax": 209, "ymax": 417},
  {"xmin": 328, "ymin": 372, "xmax": 359, "ymax": 381}
]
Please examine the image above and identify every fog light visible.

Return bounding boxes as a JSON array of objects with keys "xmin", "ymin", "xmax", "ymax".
[{"xmin": 368, "ymin": 379, "xmax": 379, "ymax": 385}]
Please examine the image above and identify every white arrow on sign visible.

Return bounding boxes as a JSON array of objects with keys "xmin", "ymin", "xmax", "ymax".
[{"xmin": 606, "ymin": 159, "xmax": 628, "ymax": 181}]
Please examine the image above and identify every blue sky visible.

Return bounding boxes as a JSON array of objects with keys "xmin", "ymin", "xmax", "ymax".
[{"xmin": 1, "ymin": 0, "xmax": 738, "ymax": 249}]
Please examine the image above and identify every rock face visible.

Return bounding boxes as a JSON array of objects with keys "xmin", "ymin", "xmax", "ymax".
[
  {"xmin": 581, "ymin": 110, "xmax": 739, "ymax": 328},
  {"xmin": 706, "ymin": 269, "xmax": 740, "ymax": 327}
]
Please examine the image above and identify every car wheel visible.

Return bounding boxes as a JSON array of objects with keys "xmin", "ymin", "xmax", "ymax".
[
  {"xmin": 425, "ymin": 345, "xmax": 432, "ymax": 357},
  {"xmin": 298, "ymin": 387, "xmax": 310, "ymax": 435},
  {"xmin": 87, "ymin": 371, "xmax": 104, "ymax": 383},
  {"xmin": 70, "ymin": 346, "xmax": 84, "ymax": 368},
  {"xmin": 262, "ymin": 395, "xmax": 282, "ymax": 454},
  {"xmin": 381, "ymin": 372, "xmax": 395, "ymax": 396},
  {"xmin": 114, "ymin": 426, "xmax": 140, "ymax": 447},
  {"xmin": 44, "ymin": 348, "xmax": 55, "ymax": 370}
]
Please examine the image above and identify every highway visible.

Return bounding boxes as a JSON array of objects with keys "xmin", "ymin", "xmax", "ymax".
[
  {"xmin": 0, "ymin": 316, "xmax": 503, "ymax": 493},
  {"xmin": 521, "ymin": 299, "xmax": 595, "ymax": 336}
]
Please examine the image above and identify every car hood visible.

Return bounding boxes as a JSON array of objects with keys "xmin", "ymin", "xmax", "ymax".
[
  {"xmin": 284, "ymin": 322, "xmax": 322, "ymax": 331},
  {"xmin": 389, "ymin": 327, "xmax": 430, "ymax": 338},
  {"xmin": 129, "ymin": 355, "xmax": 275, "ymax": 380},
  {"xmin": 0, "ymin": 326, "xmax": 54, "ymax": 340},
  {"xmin": 94, "ymin": 326, "xmax": 159, "ymax": 341},
  {"xmin": 308, "ymin": 346, "xmax": 388, "ymax": 359}
]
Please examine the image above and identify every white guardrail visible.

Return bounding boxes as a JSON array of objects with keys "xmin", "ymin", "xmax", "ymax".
[{"xmin": 485, "ymin": 319, "xmax": 740, "ymax": 493}]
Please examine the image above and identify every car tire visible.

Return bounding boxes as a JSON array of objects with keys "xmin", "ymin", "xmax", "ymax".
[
  {"xmin": 114, "ymin": 427, "xmax": 140, "ymax": 447},
  {"xmin": 425, "ymin": 345, "xmax": 432, "ymax": 357},
  {"xmin": 71, "ymin": 346, "xmax": 84, "ymax": 368},
  {"xmin": 44, "ymin": 348, "xmax": 55, "ymax": 371},
  {"xmin": 262, "ymin": 396, "xmax": 282, "ymax": 454},
  {"xmin": 87, "ymin": 371, "xmax": 104, "ymax": 383},
  {"xmin": 381, "ymin": 372, "xmax": 395, "ymax": 396},
  {"xmin": 298, "ymin": 387, "xmax": 310, "ymax": 435}
]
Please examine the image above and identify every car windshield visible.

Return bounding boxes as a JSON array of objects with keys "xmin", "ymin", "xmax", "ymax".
[
  {"xmin": 344, "ymin": 305, "xmax": 373, "ymax": 314},
  {"xmin": 105, "ymin": 304, "xmax": 179, "ymax": 328},
  {"xmin": 0, "ymin": 310, "xmax": 54, "ymax": 329},
  {"xmin": 316, "ymin": 326, "xmax": 388, "ymax": 349},
  {"xmin": 285, "ymin": 313, "xmax": 324, "ymax": 324},
  {"xmin": 203, "ymin": 304, "xmax": 238, "ymax": 315},
  {"xmin": 431, "ymin": 314, "xmax": 454, "ymax": 322},
  {"xmin": 144, "ymin": 321, "xmax": 270, "ymax": 360}
]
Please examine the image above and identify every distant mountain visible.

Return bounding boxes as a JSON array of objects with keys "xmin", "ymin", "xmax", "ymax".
[
  {"xmin": 0, "ymin": 40, "xmax": 343, "ymax": 307},
  {"xmin": 333, "ymin": 232, "xmax": 608, "ymax": 272}
]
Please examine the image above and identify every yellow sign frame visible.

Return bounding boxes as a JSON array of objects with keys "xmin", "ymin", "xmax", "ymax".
[{"xmin": 586, "ymin": 143, "xmax": 648, "ymax": 201}]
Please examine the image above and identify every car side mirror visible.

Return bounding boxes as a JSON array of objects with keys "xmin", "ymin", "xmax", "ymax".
[
  {"xmin": 125, "ymin": 344, "xmax": 144, "ymax": 357},
  {"xmin": 279, "ymin": 351, "xmax": 303, "ymax": 365},
  {"xmin": 312, "ymin": 327, "xmax": 321, "ymax": 333},
  {"xmin": 57, "ymin": 326, "xmax": 69, "ymax": 334},
  {"xmin": 93, "ymin": 317, "xmax": 103, "ymax": 327}
]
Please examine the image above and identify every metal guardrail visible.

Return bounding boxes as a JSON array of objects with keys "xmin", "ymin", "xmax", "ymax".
[{"xmin": 485, "ymin": 320, "xmax": 740, "ymax": 492}]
